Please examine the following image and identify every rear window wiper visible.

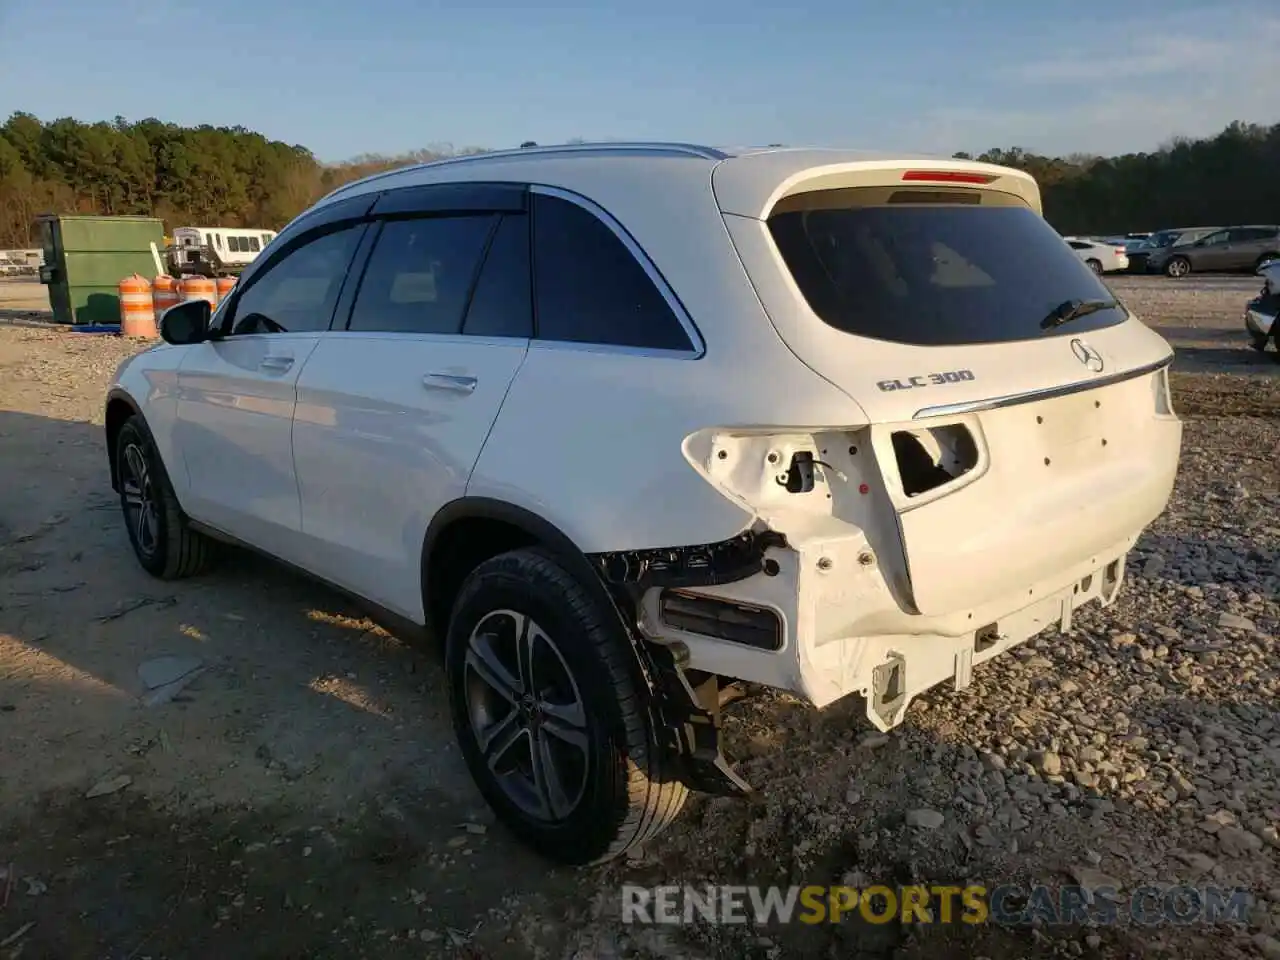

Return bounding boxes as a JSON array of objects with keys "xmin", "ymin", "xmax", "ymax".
[{"xmin": 1039, "ymin": 298, "xmax": 1119, "ymax": 331}]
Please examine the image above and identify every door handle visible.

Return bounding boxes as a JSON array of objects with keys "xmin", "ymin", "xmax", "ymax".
[
  {"xmin": 259, "ymin": 356, "xmax": 294, "ymax": 373},
  {"xmin": 422, "ymin": 373, "xmax": 477, "ymax": 394}
]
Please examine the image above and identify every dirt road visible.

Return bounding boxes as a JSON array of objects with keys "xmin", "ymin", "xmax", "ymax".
[
  {"xmin": 0, "ymin": 279, "xmax": 50, "ymax": 316},
  {"xmin": 0, "ymin": 276, "xmax": 1276, "ymax": 959}
]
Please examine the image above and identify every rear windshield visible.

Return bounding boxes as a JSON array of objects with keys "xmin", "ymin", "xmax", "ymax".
[{"xmin": 767, "ymin": 189, "xmax": 1128, "ymax": 346}]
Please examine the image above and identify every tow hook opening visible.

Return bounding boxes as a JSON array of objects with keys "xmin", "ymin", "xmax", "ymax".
[
  {"xmin": 1101, "ymin": 558, "xmax": 1123, "ymax": 602},
  {"xmin": 891, "ymin": 424, "xmax": 978, "ymax": 497},
  {"xmin": 974, "ymin": 622, "xmax": 1000, "ymax": 653},
  {"xmin": 870, "ymin": 654, "xmax": 908, "ymax": 727}
]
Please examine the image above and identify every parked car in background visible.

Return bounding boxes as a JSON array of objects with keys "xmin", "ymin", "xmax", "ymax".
[
  {"xmin": 1245, "ymin": 256, "xmax": 1280, "ymax": 360},
  {"xmin": 1094, "ymin": 234, "xmax": 1151, "ymax": 254},
  {"xmin": 1149, "ymin": 225, "xmax": 1280, "ymax": 278},
  {"xmin": 1065, "ymin": 237, "xmax": 1129, "ymax": 273},
  {"xmin": 1126, "ymin": 227, "xmax": 1219, "ymax": 273},
  {"xmin": 104, "ymin": 142, "xmax": 1182, "ymax": 865}
]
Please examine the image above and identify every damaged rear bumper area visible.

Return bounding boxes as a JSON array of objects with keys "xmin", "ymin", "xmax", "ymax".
[
  {"xmin": 596, "ymin": 370, "xmax": 1180, "ymax": 790},
  {"xmin": 588, "ymin": 530, "xmax": 783, "ymax": 799},
  {"xmin": 588, "ymin": 525, "xmax": 1141, "ymax": 797},
  {"xmin": 631, "ymin": 525, "xmax": 1136, "ymax": 730}
]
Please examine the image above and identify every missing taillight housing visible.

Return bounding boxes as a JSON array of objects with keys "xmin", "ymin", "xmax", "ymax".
[{"xmin": 891, "ymin": 424, "xmax": 979, "ymax": 497}]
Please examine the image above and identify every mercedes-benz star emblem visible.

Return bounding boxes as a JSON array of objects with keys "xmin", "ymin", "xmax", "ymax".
[{"xmin": 1070, "ymin": 338, "xmax": 1105, "ymax": 373}]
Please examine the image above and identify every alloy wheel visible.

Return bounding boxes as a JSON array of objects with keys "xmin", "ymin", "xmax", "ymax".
[
  {"xmin": 121, "ymin": 442, "xmax": 159, "ymax": 558},
  {"xmin": 462, "ymin": 609, "xmax": 590, "ymax": 822}
]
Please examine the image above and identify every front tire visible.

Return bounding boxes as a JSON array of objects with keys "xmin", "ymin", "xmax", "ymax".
[
  {"xmin": 445, "ymin": 548, "xmax": 688, "ymax": 865},
  {"xmin": 1086, "ymin": 258, "xmax": 1103, "ymax": 275},
  {"xmin": 1166, "ymin": 256, "xmax": 1191, "ymax": 278},
  {"xmin": 115, "ymin": 416, "xmax": 214, "ymax": 579}
]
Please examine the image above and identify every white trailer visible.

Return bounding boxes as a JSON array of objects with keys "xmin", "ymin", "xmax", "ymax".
[{"xmin": 168, "ymin": 226, "xmax": 278, "ymax": 276}]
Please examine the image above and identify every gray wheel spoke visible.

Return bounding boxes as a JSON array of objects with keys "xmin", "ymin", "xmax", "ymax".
[
  {"xmin": 466, "ymin": 632, "xmax": 524, "ymax": 703},
  {"xmin": 531, "ymin": 728, "xmax": 572, "ymax": 820},
  {"xmin": 539, "ymin": 700, "xmax": 588, "ymax": 751},
  {"xmin": 481, "ymin": 710, "xmax": 527, "ymax": 772},
  {"xmin": 516, "ymin": 616, "xmax": 538, "ymax": 693},
  {"xmin": 125, "ymin": 446, "xmax": 149, "ymax": 492},
  {"xmin": 136, "ymin": 500, "xmax": 155, "ymax": 550}
]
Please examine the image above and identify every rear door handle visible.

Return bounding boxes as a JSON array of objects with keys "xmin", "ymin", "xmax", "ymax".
[
  {"xmin": 422, "ymin": 373, "xmax": 477, "ymax": 394},
  {"xmin": 259, "ymin": 356, "xmax": 294, "ymax": 373}
]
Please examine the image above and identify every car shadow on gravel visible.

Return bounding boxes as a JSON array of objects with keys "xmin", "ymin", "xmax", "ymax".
[{"xmin": 0, "ymin": 410, "xmax": 588, "ymax": 959}]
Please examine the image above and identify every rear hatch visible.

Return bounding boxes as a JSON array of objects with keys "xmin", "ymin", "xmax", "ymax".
[{"xmin": 715, "ymin": 157, "xmax": 1181, "ymax": 615}]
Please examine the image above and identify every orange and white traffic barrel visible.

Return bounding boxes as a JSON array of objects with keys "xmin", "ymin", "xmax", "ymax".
[
  {"xmin": 215, "ymin": 276, "xmax": 237, "ymax": 306},
  {"xmin": 119, "ymin": 274, "xmax": 157, "ymax": 338},
  {"xmin": 152, "ymin": 274, "xmax": 180, "ymax": 322},
  {"xmin": 179, "ymin": 275, "xmax": 217, "ymax": 306}
]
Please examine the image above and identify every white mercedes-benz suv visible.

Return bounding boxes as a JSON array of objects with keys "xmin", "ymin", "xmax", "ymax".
[{"xmin": 105, "ymin": 142, "xmax": 1183, "ymax": 864}]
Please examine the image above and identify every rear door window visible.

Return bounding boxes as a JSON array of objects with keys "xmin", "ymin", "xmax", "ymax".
[
  {"xmin": 347, "ymin": 215, "xmax": 496, "ymax": 335},
  {"xmin": 1232, "ymin": 227, "xmax": 1278, "ymax": 243},
  {"xmin": 462, "ymin": 213, "xmax": 532, "ymax": 338},
  {"xmin": 767, "ymin": 190, "xmax": 1128, "ymax": 346}
]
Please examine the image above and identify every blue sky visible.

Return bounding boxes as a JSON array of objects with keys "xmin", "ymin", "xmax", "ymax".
[{"xmin": 2, "ymin": 0, "xmax": 1277, "ymax": 163}]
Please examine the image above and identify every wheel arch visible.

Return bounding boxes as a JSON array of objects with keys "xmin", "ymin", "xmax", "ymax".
[
  {"xmin": 420, "ymin": 497, "xmax": 621, "ymax": 648},
  {"xmin": 105, "ymin": 388, "xmax": 143, "ymax": 493}
]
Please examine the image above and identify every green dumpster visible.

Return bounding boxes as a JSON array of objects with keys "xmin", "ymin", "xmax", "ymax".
[{"xmin": 37, "ymin": 214, "xmax": 164, "ymax": 325}]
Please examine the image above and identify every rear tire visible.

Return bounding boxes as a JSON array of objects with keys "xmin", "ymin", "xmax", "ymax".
[
  {"xmin": 1086, "ymin": 258, "xmax": 1103, "ymax": 275},
  {"xmin": 115, "ymin": 416, "xmax": 214, "ymax": 579},
  {"xmin": 1166, "ymin": 256, "xmax": 1191, "ymax": 278},
  {"xmin": 445, "ymin": 547, "xmax": 688, "ymax": 865}
]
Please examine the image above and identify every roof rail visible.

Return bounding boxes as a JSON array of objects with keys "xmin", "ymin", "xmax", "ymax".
[{"xmin": 321, "ymin": 141, "xmax": 729, "ymax": 202}]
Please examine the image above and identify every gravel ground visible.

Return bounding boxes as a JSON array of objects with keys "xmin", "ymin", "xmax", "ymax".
[{"xmin": 0, "ymin": 275, "xmax": 1276, "ymax": 959}]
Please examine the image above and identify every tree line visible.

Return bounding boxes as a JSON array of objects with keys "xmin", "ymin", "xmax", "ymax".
[
  {"xmin": 1, "ymin": 111, "xmax": 1276, "ymax": 249},
  {"xmin": 954, "ymin": 120, "xmax": 1280, "ymax": 235}
]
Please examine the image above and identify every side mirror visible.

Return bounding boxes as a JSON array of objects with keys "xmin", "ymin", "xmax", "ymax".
[{"xmin": 159, "ymin": 299, "xmax": 212, "ymax": 345}]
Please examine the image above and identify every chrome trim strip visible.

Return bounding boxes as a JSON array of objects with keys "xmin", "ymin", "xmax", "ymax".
[
  {"xmin": 912, "ymin": 354, "xmax": 1174, "ymax": 419},
  {"xmin": 316, "ymin": 334, "xmax": 698, "ymax": 361},
  {"xmin": 528, "ymin": 339, "xmax": 698, "ymax": 360},
  {"xmin": 529, "ymin": 183, "xmax": 706, "ymax": 359}
]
